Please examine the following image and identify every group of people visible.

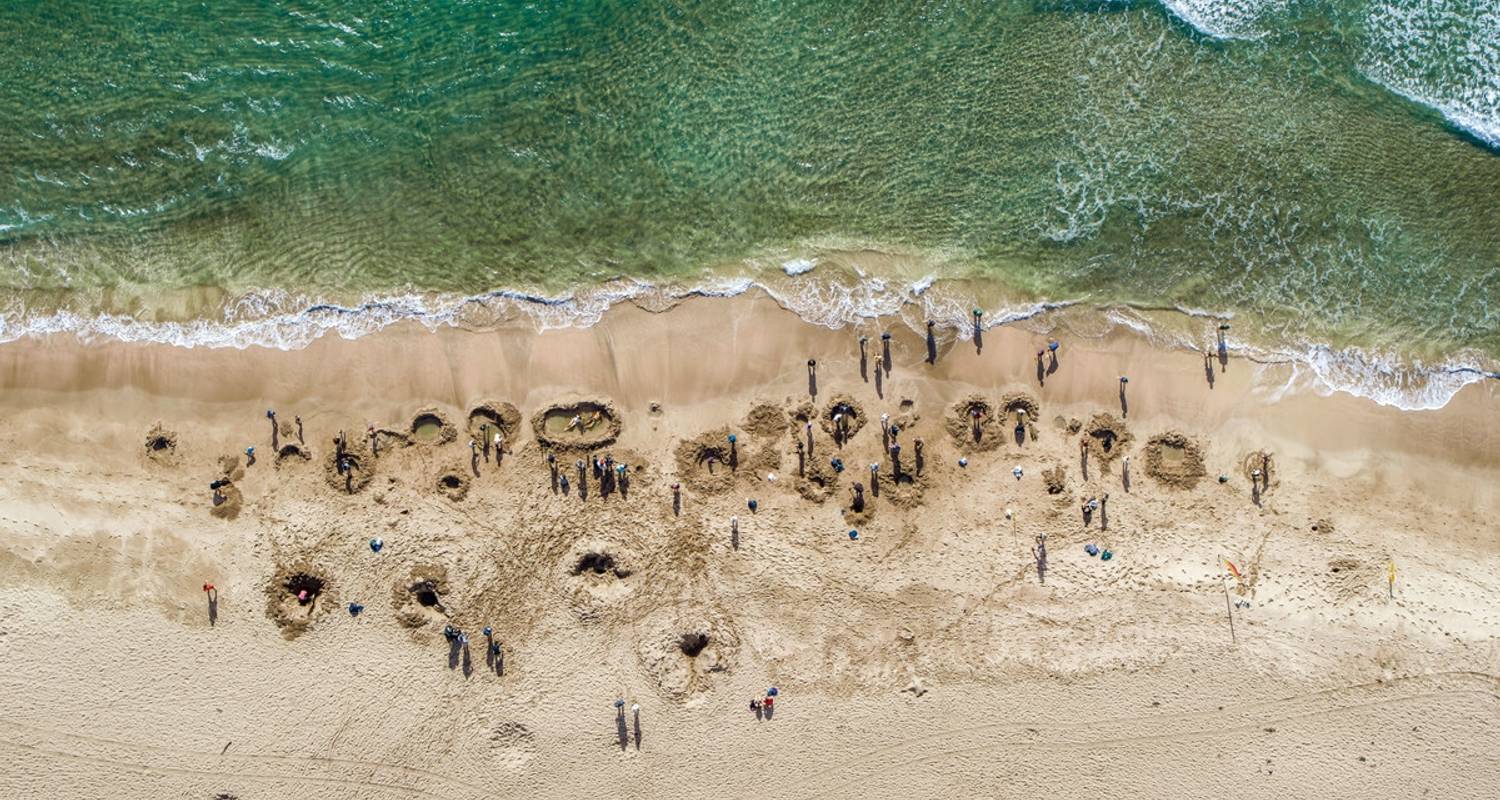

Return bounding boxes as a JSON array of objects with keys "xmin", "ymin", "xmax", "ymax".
[{"xmin": 545, "ymin": 451, "xmax": 632, "ymax": 499}]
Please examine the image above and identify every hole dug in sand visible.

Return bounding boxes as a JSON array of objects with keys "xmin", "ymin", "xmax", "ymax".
[
  {"xmin": 275, "ymin": 442, "xmax": 311, "ymax": 466},
  {"xmin": 467, "ymin": 401, "xmax": 522, "ymax": 445},
  {"xmin": 674, "ymin": 428, "xmax": 737, "ymax": 495},
  {"xmin": 637, "ymin": 610, "xmax": 739, "ymax": 699},
  {"xmin": 265, "ymin": 563, "xmax": 334, "ymax": 638},
  {"xmin": 1000, "ymin": 391, "xmax": 1041, "ymax": 445},
  {"xmin": 324, "ymin": 444, "xmax": 376, "ymax": 494},
  {"xmin": 945, "ymin": 394, "xmax": 1001, "ymax": 450},
  {"xmin": 1144, "ymin": 431, "xmax": 1207, "ymax": 489},
  {"xmin": 437, "ymin": 469, "xmax": 471, "ymax": 500},
  {"xmin": 1083, "ymin": 413, "xmax": 1133, "ymax": 465},
  {"xmin": 679, "ymin": 632, "xmax": 710, "ymax": 657},
  {"xmin": 820, "ymin": 395, "xmax": 866, "ymax": 443},
  {"xmin": 562, "ymin": 542, "xmax": 638, "ymax": 620},
  {"xmin": 394, "ymin": 566, "xmax": 452, "ymax": 630},
  {"xmin": 532, "ymin": 399, "xmax": 621, "ymax": 450},
  {"xmin": 410, "ymin": 409, "xmax": 458, "ymax": 445},
  {"xmin": 144, "ymin": 424, "xmax": 179, "ymax": 465}
]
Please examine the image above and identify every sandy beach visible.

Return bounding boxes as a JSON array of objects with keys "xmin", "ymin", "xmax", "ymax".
[{"xmin": 0, "ymin": 291, "xmax": 1497, "ymax": 799}]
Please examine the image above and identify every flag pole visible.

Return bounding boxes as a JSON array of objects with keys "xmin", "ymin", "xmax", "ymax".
[{"xmin": 1221, "ymin": 556, "xmax": 1237, "ymax": 645}]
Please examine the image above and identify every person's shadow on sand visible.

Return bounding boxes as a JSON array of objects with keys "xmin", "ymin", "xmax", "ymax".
[{"xmin": 616, "ymin": 709, "xmax": 628, "ymax": 751}]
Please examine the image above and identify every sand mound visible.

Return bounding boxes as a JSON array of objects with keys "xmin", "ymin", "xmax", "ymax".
[
  {"xmin": 275, "ymin": 442, "xmax": 311, "ymax": 466},
  {"xmin": 744, "ymin": 402, "xmax": 788, "ymax": 438},
  {"xmin": 209, "ymin": 483, "xmax": 243, "ymax": 520},
  {"xmin": 636, "ymin": 608, "xmax": 739, "ymax": 700},
  {"xmin": 820, "ymin": 395, "xmax": 867, "ymax": 444},
  {"xmin": 436, "ymin": 468, "xmax": 471, "ymax": 501},
  {"xmin": 945, "ymin": 394, "xmax": 1002, "ymax": 451},
  {"xmin": 217, "ymin": 453, "xmax": 245, "ymax": 482},
  {"xmin": 372, "ymin": 427, "xmax": 411, "ymax": 452},
  {"xmin": 468, "ymin": 401, "xmax": 523, "ymax": 443},
  {"xmin": 488, "ymin": 721, "xmax": 537, "ymax": 767},
  {"xmin": 531, "ymin": 398, "xmax": 621, "ymax": 451},
  {"xmin": 409, "ymin": 408, "xmax": 458, "ymax": 446},
  {"xmin": 1042, "ymin": 464, "xmax": 1068, "ymax": 495},
  {"xmin": 561, "ymin": 540, "xmax": 638, "ymax": 620},
  {"xmin": 1144, "ymin": 431, "xmax": 1207, "ymax": 488},
  {"xmin": 674, "ymin": 428, "xmax": 737, "ymax": 495},
  {"xmin": 265, "ymin": 561, "xmax": 334, "ymax": 639},
  {"xmin": 393, "ymin": 565, "xmax": 451, "ymax": 630},
  {"xmin": 999, "ymin": 391, "xmax": 1041, "ymax": 445},
  {"xmin": 324, "ymin": 440, "xmax": 376, "ymax": 494},
  {"xmin": 143, "ymin": 423, "xmax": 178, "ymax": 465},
  {"xmin": 1311, "ymin": 518, "xmax": 1335, "ymax": 534},
  {"xmin": 1083, "ymin": 413, "xmax": 1132, "ymax": 465}
]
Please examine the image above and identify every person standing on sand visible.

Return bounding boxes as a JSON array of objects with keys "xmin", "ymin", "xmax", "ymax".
[
  {"xmin": 869, "ymin": 462, "xmax": 880, "ymax": 496},
  {"xmin": 245, "ymin": 446, "xmax": 256, "ymax": 467},
  {"xmin": 731, "ymin": 515, "xmax": 739, "ymax": 541},
  {"xmin": 1122, "ymin": 455, "xmax": 1131, "ymax": 492},
  {"xmin": 672, "ymin": 482, "xmax": 681, "ymax": 515},
  {"xmin": 480, "ymin": 423, "xmax": 491, "ymax": 462},
  {"xmin": 469, "ymin": 438, "xmax": 480, "ymax": 476},
  {"xmin": 494, "ymin": 430, "xmax": 504, "ymax": 466},
  {"xmin": 807, "ymin": 359, "xmax": 818, "ymax": 397},
  {"xmin": 850, "ymin": 482, "xmax": 865, "ymax": 512},
  {"xmin": 1080, "ymin": 438, "xmax": 1089, "ymax": 479},
  {"xmin": 267, "ymin": 409, "xmax": 278, "ymax": 450},
  {"xmin": 914, "ymin": 438, "xmax": 924, "ymax": 476},
  {"xmin": 368, "ymin": 424, "xmax": 377, "ymax": 456},
  {"xmin": 1118, "ymin": 375, "xmax": 1129, "ymax": 418},
  {"xmin": 795, "ymin": 438, "xmax": 805, "ymax": 477},
  {"xmin": 295, "ymin": 415, "xmax": 304, "ymax": 444},
  {"xmin": 925, "ymin": 320, "xmax": 937, "ymax": 364},
  {"xmin": 805, "ymin": 421, "xmax": 814, "ymax": 454}
]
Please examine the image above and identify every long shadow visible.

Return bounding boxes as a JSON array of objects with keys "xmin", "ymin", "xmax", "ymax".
[
  {"xmin": 633, "ymin": 709, "xmax": 642, "ymax": 750},
  {"xmin": 1036, "ymin": 354, "xmax": 1046, "ymax": 386},
  {"xmin": 860, "ymin": 341, "xmax": 868, "ymax": 382},
  {"xmin": 616, "ymin": 710, "xmax": 628, "ymax": 751},
  {"xmin": 206, "ymin": 591, "xmax": 218, "ymax": 626},
  {"xmin": 973, "ymin": 321, "xmax": 983, "ymax": 354},
  {"xmin": 1205, "ymin": 355, "xmax": 1216, "ymax": 389},
  {"xmin": 926, "ymin": 325, "xmax": 937, "ymax": 364},
  {"xmin": 1119, "ymin": 384, "xmax": 1129, "ymax": 418},
  {"xmin": 882, "ymin": 337, "xmax": 892, "ymax": 374},
  {"xmin": 807, "ymin": 362, "xmax": 818, "ymax": 398},
  {"xmin": 448, "ymin": 639, "xmax": 461, "ymax": 670}
]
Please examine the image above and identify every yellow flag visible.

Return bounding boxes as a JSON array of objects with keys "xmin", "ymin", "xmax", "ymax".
[{"xmin": 1388, "ymin": 560, "xmax": 1396, "ymax": 584}]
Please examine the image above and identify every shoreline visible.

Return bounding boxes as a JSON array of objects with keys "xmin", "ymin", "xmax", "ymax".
[
  {"xmin": 1, "ymin": 292, "xmax": 1498, "ymax": 798},
  {"xmin": 2, "ymin": 276, "xmax": 1497, "ymax": 413}
]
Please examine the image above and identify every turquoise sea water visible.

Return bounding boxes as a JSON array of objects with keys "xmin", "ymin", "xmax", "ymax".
[{"xmin": 1, "ymin": 1, "xmax": 1498, "ymax": 401}]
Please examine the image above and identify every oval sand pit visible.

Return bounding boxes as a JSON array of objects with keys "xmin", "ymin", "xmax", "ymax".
[
  {"xmin": 410, "ymin": 408, "xmax": 458, "ymax": 446},
  {"xmin": 532, "ymin": 399, "xmax": 621, "ymax": 450},
  {"xmin": 275, "ymin": 442, "xmax": 311, "ymax": 466},
  {"xmin": 265, "ymin": 562, "xmax": 334, "ymax": 639},
  {"xmin": 393, "ymin": 565, "xmax": 451, "ymax": 630},
  {"xmin": 1144, "ymin": 431, "xmax": 1207, "ymax": 488},
  {"xmin": 945, "ymin": 394, "xmax": 1002, "ymax": 451}
]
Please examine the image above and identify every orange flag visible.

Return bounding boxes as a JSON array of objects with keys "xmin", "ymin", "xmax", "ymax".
[{"xmin": 1224, "ymin": 559, "xmax": 1243, "ymax": 582}]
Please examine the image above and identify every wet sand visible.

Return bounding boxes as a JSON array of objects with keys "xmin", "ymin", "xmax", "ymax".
[{"xmin": 0, "ymin": 291, "xmax": 1497, "ymax": 799}]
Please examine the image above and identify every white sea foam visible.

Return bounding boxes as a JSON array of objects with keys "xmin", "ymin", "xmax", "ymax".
[
  {"xmin": 1359, "ymin": 0, "xmax": 1500, "ymax": 148},
  {"xmin": 1155, "ymin": 0, "xmax": 1287, "ymax": 41},
  {"xmin": 781, "ymin": 258, "xmax": 816, "ymax": 276}
]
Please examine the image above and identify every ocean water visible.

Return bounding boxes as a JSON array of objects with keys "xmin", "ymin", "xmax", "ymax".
[{"xmin": 2, "ymin": 0, "xmax": 1498, "ymax": 406}]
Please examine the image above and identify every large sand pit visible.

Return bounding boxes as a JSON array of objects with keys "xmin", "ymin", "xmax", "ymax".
[
  {"xmin": 1144, "ymin": 431, "xmax": 1207, "ymax": 488},
  {"xmin": 636, "ymin": 608, "xmax": 739, "ymax": 700},
  {"xmin": 435, "ymin": 467, "xmax": 472, "ymax": 501},
  {"xmin": 467, "ymin": 401, "xmax": 523, "ymax": 445},
  {"xmin": 945, "ymin": 394, "xmax": 1002, "ymax": 451},
  {"xmin": 393, "ymin": 565, "xmax": 451, "ymax": 630},
  {"xmin": 999, "ymin": 391, "xmax": 1041, "ymax": 446},
  {"xmin": 820, "ymin": 394, "xmax": 867, "ymax": 445},
  {"xmin": 324, "ymin": 440, "xmax": 376, "ymax": 494},
  {"xmin": 1083, "ymin": 412, "xmax": 1132, "ymax": 465},
  {"xmin": 265, "ymin": 562, "xmax": 334, "ymax": 639},
  {"xmin": 409, "ymin": 408, "xmax": 458, "ymax": 446},
  {"xmin": 744, "ymin": 401, "xmax": 789, "ymax": 438},
  {"xmin": 674, "ymin": 428, "xmax": 738, "ymax": 495},
  {"xmin": 795, "ymin": 449, "xmax": 842, "ymax": 503},
  {"xmin": 531, "ymin": 399, "xmax": 621, "ymax": 450},
  {"xmin": 275, "ymin": 442, "xmax": 311, "ymax": 467}
]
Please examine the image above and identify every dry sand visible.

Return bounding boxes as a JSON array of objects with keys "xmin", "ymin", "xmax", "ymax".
[{"xmin": 0, "ymin": 291, "xmax": 1497, "ymax": 799}]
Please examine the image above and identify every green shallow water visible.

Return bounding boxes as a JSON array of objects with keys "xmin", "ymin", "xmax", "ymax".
[{"xmin": 1, "ymin": 0, "xmax": 1498, "ymax": 358}]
